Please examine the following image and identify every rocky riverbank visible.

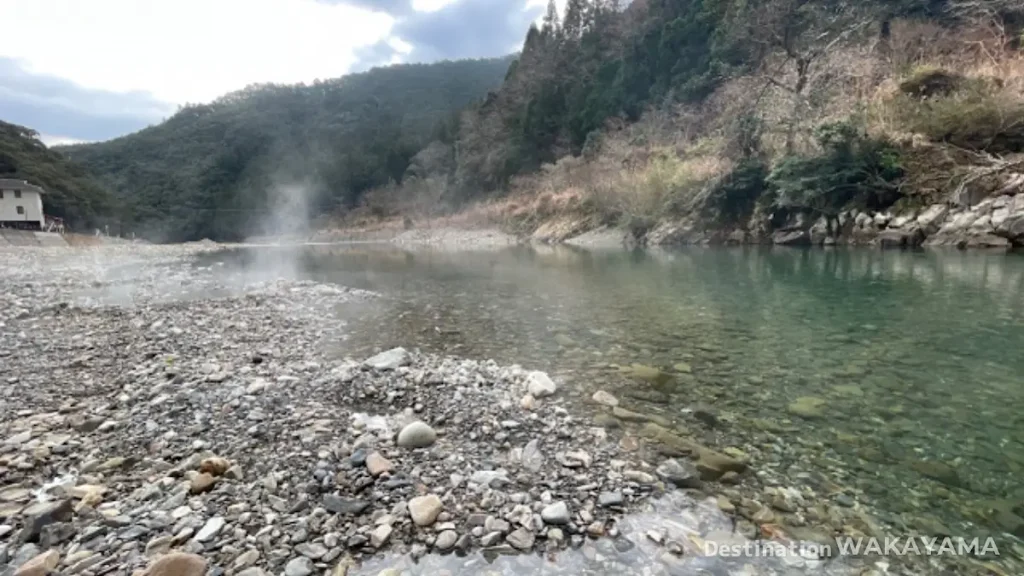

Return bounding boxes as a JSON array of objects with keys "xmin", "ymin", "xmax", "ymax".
[
  {"xmin": 0, "ymin": 245, "xmax": 675, "ymax": 576},
  {"xmin": 1, "ymin": 244, "xmax": 1016, "ymax": 576},
  {"xmin": 306, "ymin": 190, "xmax": 1024, "ymax": 251}
]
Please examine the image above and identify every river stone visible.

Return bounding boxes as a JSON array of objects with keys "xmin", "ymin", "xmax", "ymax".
[
  {"xmin": 145, "ymin": 535, "xmax": 174, "ymax": 557},
  {"xmin": 408, "ymin": 495, "xmax": 443, "ymax": 526},
  {"xmin": 624, "ymin": 364, "xmax": 672, "ymax": 385},
  {"xmin": 189, "ymin": 473, "xmax": 217, "ymax": 494},
  {"xmin": 434, "ymin": 530, "xmax": 458, "ymax": 551},
  {"xmin": 656, "ymin": 459, "xmax": 701, "ymax": 488},
  {"xmin": 592, "ymin": 390, "xmax": 618, "ymax": 407},
  {"xmin": 397, "ymin": 421, "xmax": 437, "ymax": 448},
  {"xmin": 910, "ymin": 460, "xmax": 961, "ymax": 487},
  {"xmin": 598, "ymin": 491, "xmax": 624, "ymax": 507},
  {"xmin": 787, "ymin": 396, "xmax": 826, "ymax": 419},
  {"xmin": 295, "ymin": 542, "xmax": 328, "ymax": 559},
  {"xmin": 147, "ymin": 553, "xmax": 207, "ymax": 576},
  {"xmin": 519, "ymin": 394, "xmax": 536, "ymax": 410},
  {"xmin": 541, "ymin": 502, "xmax": 570, "ymax": 525},
  {"xmin": 470, "ymin": 470, "xmax": 509, "ymax": 487},
  {"xmin": 992, "ymin": 509, "xmax": 1024, "ymax": 538},
  {"xmin": 13, "ymin": 550, "xmax": 59, "ymax": 576},
  {"xmin": 198, "ymin": 457, "xmax": 230, "ymax": 476},
  {"xmin": 614, "ymin": 407, "xmax": 670, "ymax": 427},
  {"xmin": 506, "ymin": 527, "xmax": 535, "ymax": 550},
  {"xmin": 696, "ymin": 450, "xmax": 746, "ymax": 480},
  {"xmin": 370, "ymin": 525, "xmax": 392, "ymax": 548},
  {"xmin": 521, "ymin": 439, "xmax": 544, "ymax": 472},
  {"xmin": 525, "ymin": 371, "xmax": 557, "ymax": 397},
  {"xmin": 284, "ymin": 557, "xmax": 315, "ymax": 576},
  {"xmin": 480, "ymin": 531, "xmax": 503, "ymax": 547},
  {"xmin": 365, "ymin": 452, "xmax": 392, "ymax": 476},
  {"xmin": 364, "ymin": 348, "xmax": 409, "ymax": 370},
  {"xmin": 323, "ymin": 495, "xmax": 369, "ymax": 515},
  {"xmin": 19, "ymin": 500, "xmax": 72, "ymax": 542},
  {"xmin": 624, "ymin": 470, "xmax": 656, "ymax": 484},
  {"xmin": 195, "ymin": 516, "xmax": 225, "ymax": 542},
  {"xmin": 233, "ymin": 549, "xmax": 260, "ymax": 569}
]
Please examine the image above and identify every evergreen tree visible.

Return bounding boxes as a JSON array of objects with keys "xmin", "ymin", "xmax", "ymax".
[
  {"xmin": 563, "ymin": 0, "xmax": 588, "ymax": 41},
  {"xmin": 542, "ymin": 0, "xmax": 561, "ymax": 44}
]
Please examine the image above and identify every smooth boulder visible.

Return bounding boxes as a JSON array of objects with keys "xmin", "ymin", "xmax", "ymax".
[{"xmin": 397, "ymin": 421, "xmax": 437, "ymax": 448}]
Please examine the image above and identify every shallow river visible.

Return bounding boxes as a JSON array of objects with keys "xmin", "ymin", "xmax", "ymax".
[{"xmin": 201, "ymin": 244, "xmax": 1024, "ymax": 575}]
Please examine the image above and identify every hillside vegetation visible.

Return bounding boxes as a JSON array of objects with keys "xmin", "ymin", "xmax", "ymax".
[
  {"xmin": 0, "ymin": 121, "xmax": 113, "ymax": 230},
  {"xmin": 358, "ymin": 0, "xmax": 1024, "ymax": 246},
  {"xmin": 60, "ymin": 58, "xmax": 514, "ymax": 241}
]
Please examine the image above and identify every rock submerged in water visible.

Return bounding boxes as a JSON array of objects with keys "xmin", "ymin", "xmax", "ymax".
[
  {"xmin": 525, "ymin": 371, "xmax": 557, "ymax": 397},
  {"xmin": 397, "ymin": 421, "xmax": 437, "ymax": 448},
  {"xmin": 592, "ymin": 390, "xmax": 619, "ymax": 407},
  {"xmin": 623, "ymin": 364, "xmax": 673, "ymax": 385},
  {"xmin": 656, "ymin": 459, "xmax": 702, "ymax": 488},
  {"xmin": 787, "ymin": 396, "xmax": 827, "ymax": 419},
  {"xmin": 911, "ymin": 460, "xmax": 961, "ymax": 487},
  {"xmin": 363, "ymin": 347, "xmax": 410, "ymax": 370}
]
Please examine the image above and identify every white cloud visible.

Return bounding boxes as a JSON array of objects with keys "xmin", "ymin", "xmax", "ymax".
[
  {"xmin": 411, "ymin": 0, "xmax": 460, "ymax": 12},
  {"xmin": 40, "ymin": 134, "xmax": 89, "ymax": 147},
  {"xmin": 0, "ymin": 0, "xmax": 395, "ymax": 104}
]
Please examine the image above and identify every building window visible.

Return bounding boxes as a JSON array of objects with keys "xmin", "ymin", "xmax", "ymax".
[
  {"xmin": 16, "ymin": 206, "xmax": 24, "ymax": 215},
  {"xmin": 14, "ymin": 190, "xmax": 21, "ymax": 199}
]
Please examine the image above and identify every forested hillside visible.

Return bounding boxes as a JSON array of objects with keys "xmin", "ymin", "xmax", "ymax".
[
  {"xmin": 60, "ymin": 58, "xmax": 514, "ymax": 241},
  {"xmin": 366, "ymin": 0, "xmax": 1024, "ymax": 246},
  {"xmin": 0, "ymin": 121, "xmax": 113, "ymax": 230}
]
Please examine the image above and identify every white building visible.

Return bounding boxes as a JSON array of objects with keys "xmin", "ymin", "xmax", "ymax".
[{"xmin": 0, "ymin": 179, "xmax": 46, "ymax": 230}]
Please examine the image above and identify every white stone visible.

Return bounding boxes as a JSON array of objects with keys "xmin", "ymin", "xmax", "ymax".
[
  {"xmin": 434, "ymin": 530, "xmax": 458, "ymax": 550},
  {"xmin": 370, "ymin": 524, "xmax": 392, "ymax": 547},
  {"xmin": 195, "ymin": 516, "xmax": 225, "ymax": 542},
  {"xmin": 408, "ymin": 495, "xmax": 443, "ymax": 526},
  {"xmin": 397, "ymin": 421, "xmax": 437, "ymax": 448},
  {"xmin": 363, "ymin": 347, "xmax": 409, "ymax": 370},
  {"xmin": 540, "ymin": 501, "xmax": 570, "ymax": 525},
  {"xmin": 525, "ymin": 371, "xmax": 557, "ymax": 398}
]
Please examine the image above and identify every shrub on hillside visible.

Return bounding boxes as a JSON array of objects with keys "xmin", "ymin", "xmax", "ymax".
[
  {"xmin": 767, "ymin": 121, "xmax": 904, "ymax": 222},
  {"xmin": 896, "ymin": 78, "xmax": 1024, "ymax": 152},
  {"xmin": 898, "ymin": 66, "xmax": 966, "ymax": 98},
  {"xmin": 703, "ymin": 158, "xmax": 770, "ymax": 225}
]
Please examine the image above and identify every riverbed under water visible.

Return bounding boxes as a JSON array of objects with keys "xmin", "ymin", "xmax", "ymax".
[{"xmin": 199, "ymin": 244, "xmax": 1024, "ymax": 575}]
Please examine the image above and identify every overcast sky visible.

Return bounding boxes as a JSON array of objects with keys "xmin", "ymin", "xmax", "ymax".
[{"xmin": 0, "ymin": 0, "xmax": 562, "ymax": 145}]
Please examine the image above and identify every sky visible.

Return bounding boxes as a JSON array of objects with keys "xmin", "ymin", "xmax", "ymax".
[{"xmin": 0, "ymin": 0, "xmax": 564, "ymax": 145}]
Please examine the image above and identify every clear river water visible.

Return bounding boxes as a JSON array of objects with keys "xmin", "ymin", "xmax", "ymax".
[{"xmin": 200, "ymin": 244, "xmax": 1024, "ymax": 575}]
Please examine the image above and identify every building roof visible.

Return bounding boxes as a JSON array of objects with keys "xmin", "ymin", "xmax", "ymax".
[{"xmin": 0, "ymin": 179, "xmax": 45, "ymax": 195}]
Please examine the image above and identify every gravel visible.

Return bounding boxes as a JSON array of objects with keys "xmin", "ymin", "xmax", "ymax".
[{"xmin": 0, "ymin": 244, "xmax": 659, "ymax": 575}]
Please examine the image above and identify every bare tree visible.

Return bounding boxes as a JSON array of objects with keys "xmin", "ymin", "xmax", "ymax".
[{"xmin": 746, "ymin": 0, "xmax": 871, "ymax": 153}]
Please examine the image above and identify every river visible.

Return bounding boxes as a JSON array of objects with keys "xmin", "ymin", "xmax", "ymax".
[{"xmin": 199, "ymin": 244, "xmax": 1024, "ymax": 575}]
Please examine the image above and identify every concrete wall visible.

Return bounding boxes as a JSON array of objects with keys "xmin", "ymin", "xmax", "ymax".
[{"xmin": 0, "ymin": 189, "xmax": 44, "ymax": 228}]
